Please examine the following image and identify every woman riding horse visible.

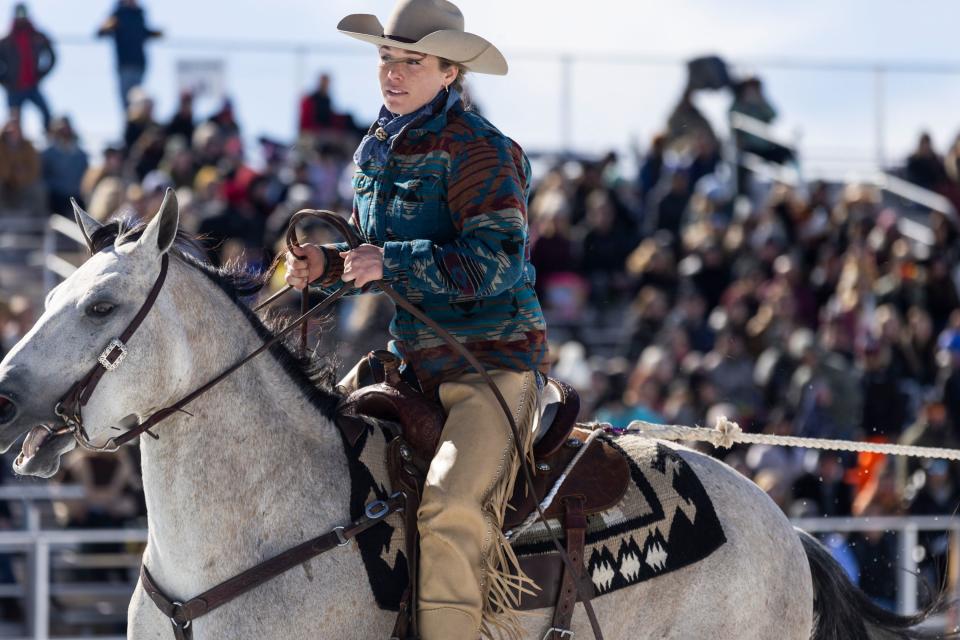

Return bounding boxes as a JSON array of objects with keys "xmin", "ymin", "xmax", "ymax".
[{"xmin": 284, "ymin": 1, "xmax": 547, "ymax": 637}]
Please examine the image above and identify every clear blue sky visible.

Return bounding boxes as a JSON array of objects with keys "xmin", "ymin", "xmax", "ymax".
[{"xmin": 8, "ymin": 0, "xmax": 960, "ymax": 175}]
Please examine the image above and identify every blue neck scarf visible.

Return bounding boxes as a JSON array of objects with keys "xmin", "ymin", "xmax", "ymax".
[{"xmin": 354, "ymin": 88, "xmax": 461, "ymax": 167}]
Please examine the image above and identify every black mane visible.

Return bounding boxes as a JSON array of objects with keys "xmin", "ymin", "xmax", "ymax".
[{"xmin": 87, "ymin": 218, "xmax": 342, "ymax": 419}]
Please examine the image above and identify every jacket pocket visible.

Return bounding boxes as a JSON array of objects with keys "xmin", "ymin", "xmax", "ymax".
[{"xmin": 386, "ymin": 172, "xmax": 446, "ymax": 238}]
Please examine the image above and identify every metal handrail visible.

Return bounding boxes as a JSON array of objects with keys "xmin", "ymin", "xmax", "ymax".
[
  {"xmin": 873, "ymin": 171, "xmax": 958, "ymax": 219},
  {"xmin": 729, "ymin": 111, "xmax": 797, "ymax": 151}
]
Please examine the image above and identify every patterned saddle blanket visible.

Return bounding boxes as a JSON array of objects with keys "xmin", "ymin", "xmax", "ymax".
[{"xmin": 342, "ymin": 423, "xmax": 727, "ymax": 610}]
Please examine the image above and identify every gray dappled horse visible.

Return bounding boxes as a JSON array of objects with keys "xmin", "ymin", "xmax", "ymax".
[{"xmin": 0, "ymin": 193, "xmax": 950, "ymax": 639}]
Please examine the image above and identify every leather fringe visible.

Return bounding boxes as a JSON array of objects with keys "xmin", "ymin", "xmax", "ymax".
[{"xmin": 479, "ymin": 372, "xmax": 541, "ymax": 640}]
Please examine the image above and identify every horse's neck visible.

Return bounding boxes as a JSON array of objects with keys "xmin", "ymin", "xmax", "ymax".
[{"xmin": 139, "ymin": 268, "xmax": 348, "ymax": 596}]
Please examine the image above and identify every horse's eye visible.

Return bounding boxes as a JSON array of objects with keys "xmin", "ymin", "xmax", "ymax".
[{"xmin": 88, "ymin": 301, "xmax": 116, "ymax": 318}]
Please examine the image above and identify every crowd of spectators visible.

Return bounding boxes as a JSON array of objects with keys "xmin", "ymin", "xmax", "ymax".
[
  {"xmin": 529, "ymin": 118, "xmax": 960, "ymax": 606},
  {"xmin": 1, "ymin": 5, "xmax": 960, "ymax": 620}
]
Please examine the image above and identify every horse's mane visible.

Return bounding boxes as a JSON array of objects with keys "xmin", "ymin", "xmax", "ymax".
[{"xmin": 88, "ymin": 218, "xmax": 342, "ymax": 420}]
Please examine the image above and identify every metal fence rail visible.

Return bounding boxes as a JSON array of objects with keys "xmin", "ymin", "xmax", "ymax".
[
  {"xmin": 0, "ymin": 485, "xmax": 143, "ymax": 640},
  {"xmin": 1, "ymin": 508, "xmax": 959, "ymax": 638},
  {"xmin": 793, "ymin": 515, "xmax": 960, "ymax": 621}
]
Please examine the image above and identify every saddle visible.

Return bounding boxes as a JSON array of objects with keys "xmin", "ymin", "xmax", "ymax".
[{"xmin": 335, "ymin": 351, "xmax": 630, "ymax": 639}]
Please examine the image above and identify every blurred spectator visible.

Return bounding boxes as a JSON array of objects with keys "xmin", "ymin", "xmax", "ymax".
[
  {"xmin": 208, "ymin": 98, "xmax": 241, "ymax": 138},
  {"xmin": 298, "ymin": 72, "xmax": 362, "ymax": 139},
  {"xmin": 904, "ymin": 132, "xmax": 947, "ymax": 192},
  {"xmin": 792, "ymin": 451, "xmax": 854, "ymax": 517},
  {"xmin": 124, "ymin": 88, "xmax": 165, "ymax": 180},
  {"xmin": 849, "ymin": 462, "xmax": 903, "ymax": 610},
  {"xmin": 686, "ymin": 133, "xmax": 721, "ymax": 190},
  {"xmin": 626, "ymin": 236, "xmax": 678, "ymax": 299},
  {"xmin": 0, "ymin": 117, "xmax": 44, "ymax": 215},
  {"xmin": 636, "ymin": 132, "xmax": 666, "ymax": 205},
  {"xmin": 941, "ymin": 133, "xmax": 960, "ymax": 211},
  {"xmin": 645, "ymin": 171, "xmax": 690, "ymax": 238},
  {"xmin": 165, "ymin": 90, "xmax": 195, "ymax": 143},
  {"xmin": 300, "ymin": 72, "xmax": 333, "ymax": 133},
  {"xmin": 666, "ymin": 86, "xmax": 717, "ymax": 150},
  {"xmin": 859, "ymin": 337, "xmax": 909, "ymax": 439},
  {"xmin": 529, "ymin": 190, "xmax": 577, "ymax": 301},
  {"xmin": 55, "ymin": 449, "xmax": 142, "ymax": 530},
  {"xmin": 703, "ymin": 329, "xmax": 758, "ymax": 415},
  {"xmin": 41, "ymin": 115, "xmax": 89, "ymax": 216},
  {"xmin": 576, "ymin": 189, "xmax": 636, "ymax": 307},
  {"xmin": 594, "ymin": 360, "xmax": 665, "ymax": 429},
  {"xmin": 942, "ymin": 330, "xmax": 960, "ymax": 434},
  {"xmin": 80, "ymin": 142, "xmax": 128, "ymax": 220},
  {"xmin": 159, "ymin": 137, "xmax": 197, "ymax": 190},
  {"xmin": 925, "ymin": 256, "xmax": 960, "ymax": 334},
  {"xmin": 745, "ymin": 408, "xmax": 804, "ymax": 482},
  {"xmin": 625, "ymin": 286, "xmax": 669, "ymax": 360},
  {"xmin": 897, "ymin": 402, "xmax": 957, "ymax": 487},
  {"xmin": 98, "ymin": 0, "xmax": 163, "ymax": 109},
  {"xmin": 0, "ymin": 3, "xmax": 55, "ymax": 130},
  {"xmin": 1, "ymin": 295, "xmax": 33, "ymax": 352}
]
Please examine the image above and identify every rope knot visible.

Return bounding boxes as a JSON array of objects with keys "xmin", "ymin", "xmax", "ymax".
[{"xmin": 713, "ymin": 416, "xmax": 742, "ymax": 448}]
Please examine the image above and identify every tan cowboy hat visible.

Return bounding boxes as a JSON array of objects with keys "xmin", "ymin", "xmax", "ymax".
[{"xmin": 337, "ymin": 0, "xmax": 508, "ymax": 75}]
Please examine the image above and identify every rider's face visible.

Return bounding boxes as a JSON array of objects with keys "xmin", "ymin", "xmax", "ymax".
[{"xmin": 378, "ymin": 46, "xmax": 456, "ymax": 115}]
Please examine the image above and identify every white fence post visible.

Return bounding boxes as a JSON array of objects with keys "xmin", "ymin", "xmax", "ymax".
[
  {"xmin": 897, "ymin": 523, "xmax": 919, "ymax": 616},
  {"xmin": 33, "ymin": 540, "xmax": 49, "ymax": 640}
]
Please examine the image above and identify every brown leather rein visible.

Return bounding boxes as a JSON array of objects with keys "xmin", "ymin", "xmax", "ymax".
[{"xmin": 47, "ymin": 210, "xmax": 603, "ymax": 639}]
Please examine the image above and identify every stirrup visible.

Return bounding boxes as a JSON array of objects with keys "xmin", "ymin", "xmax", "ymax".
[{"xmin": 543, "ymin": 629, "xmax": 574, "ymax": 639}]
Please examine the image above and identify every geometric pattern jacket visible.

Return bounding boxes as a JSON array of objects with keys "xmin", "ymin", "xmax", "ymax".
[{"xmin": 315, "ymin": 96, "xmax": 548, "ymax": 394}]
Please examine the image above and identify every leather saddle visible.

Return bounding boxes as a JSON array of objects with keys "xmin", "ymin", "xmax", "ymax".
[
  {"xmin": 335, "ymin": 351, "xmax": 630, "ymax": 530},
  {"xmin": 334, "ymin": 351, "xmax": 630, "ymax": 637}
]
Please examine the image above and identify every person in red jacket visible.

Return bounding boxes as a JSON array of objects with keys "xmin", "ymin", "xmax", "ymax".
[{"xmin": 0, "ymin": 4, "xmax": 55, "ymax": 130}]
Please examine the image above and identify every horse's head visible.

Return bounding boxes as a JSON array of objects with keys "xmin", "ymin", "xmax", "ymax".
[{"xmin": 0, "ymin": 189, "xmax": 185, "ymax": 476}]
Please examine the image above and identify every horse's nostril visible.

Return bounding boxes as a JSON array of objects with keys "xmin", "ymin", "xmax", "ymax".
[{"xmin": 0, "ymin": 395, "xmax": 16, "ymax": 424}]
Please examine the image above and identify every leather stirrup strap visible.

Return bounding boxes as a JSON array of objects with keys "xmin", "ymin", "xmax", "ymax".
[
  {"xmin": 547, "ymin": 495, "xmax": 588, "ymax": 639},
  {"xmin": 388, "ymin": 438, "xmax": 423, "ymax": 639},
  {"xmin": 391, "ymin": 587, "xmax": 414, "ymax": 640},
  {"xmin": 390, "ymin": 491, "xmax": 421, "ymax": 640},
  {"xmin": 404, "ymin": 482, "xmax": 421, "ymax": 638}
]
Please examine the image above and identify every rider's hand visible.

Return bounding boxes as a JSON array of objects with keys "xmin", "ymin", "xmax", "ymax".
[
  {"xmin": 284, "ymin": 243, "xmax": 326, "ymax": 290},
  {"xmin": 340, "ymin": 244, "xmax": 384, "ymax": 288}
]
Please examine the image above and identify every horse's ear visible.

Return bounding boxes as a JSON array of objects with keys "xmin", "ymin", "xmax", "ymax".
[
  {"xmin": 72, "ymin": 198, "xmax": 102, "ymax": 255},
  {"xmin": 137, "ymin": 188, "xmax": 180, "ymax": 256}
]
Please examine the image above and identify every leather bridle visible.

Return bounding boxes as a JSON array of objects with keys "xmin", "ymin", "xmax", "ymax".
[
  {"xmin": 47, "ymin": 211, "xmax": 358, "ymax": 452},
  {"xmin": 49, "ymin": 253, "xmax": 171, "ymax": 452},
  {"xmin": 44, "ymin": 210, "xmax": 604, "ymax": 639}
]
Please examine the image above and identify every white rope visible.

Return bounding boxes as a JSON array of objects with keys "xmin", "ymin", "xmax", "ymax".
[{"xmin": 617, "ymin": 416, "xmax": 960, "ymax": 461}]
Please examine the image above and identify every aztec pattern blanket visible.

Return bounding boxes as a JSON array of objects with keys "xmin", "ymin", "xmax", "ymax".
[{"xmin": 341, "ymin": 423, "xmax": 726, "ymax": 610}]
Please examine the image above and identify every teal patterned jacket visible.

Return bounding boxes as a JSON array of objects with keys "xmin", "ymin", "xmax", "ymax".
[{"xmin": 315, "ymin": 97, "xmax": 548, "ymax": 393}]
